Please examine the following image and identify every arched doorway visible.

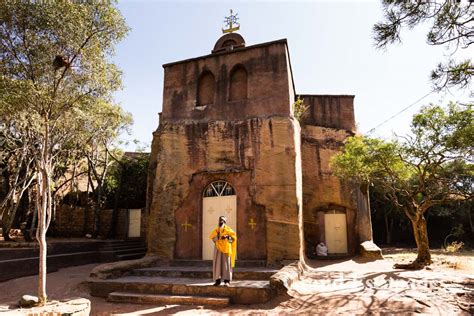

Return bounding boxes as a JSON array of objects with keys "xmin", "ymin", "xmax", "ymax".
[
  {"xmin": 324, "ymin": 210, "xmax": 348, "ymax": 254},
  {"xmin": 202, "ymin": 181, "xmax": 237, "ymax": 260}
]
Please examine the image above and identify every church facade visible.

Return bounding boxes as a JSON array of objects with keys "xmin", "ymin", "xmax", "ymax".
[{"xmin": 146, "ymin": 32, "xmax": 373, "ymax": 265}]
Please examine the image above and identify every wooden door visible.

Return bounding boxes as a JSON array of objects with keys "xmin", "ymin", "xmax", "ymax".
[
  {"xmin": 202, "ymin": 181, "xmax": 236, "ymax": 260},
  {"xmin": 324, "ymin": 211, "xmax": 348, "ymax": 254},
  {"xmin": 128, "ymin": 209, "xmax": 141, "ymax": 238}
]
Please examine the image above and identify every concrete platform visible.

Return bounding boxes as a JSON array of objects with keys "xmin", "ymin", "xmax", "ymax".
[
  {"xmin": 89, "ymin": 275, "xmax": 273, "ymax": 304},
  {"xmin": 108, "ymin": 292, "xmax": 230, "ymax": 307},
  {"xmin": 133, "ymin": 266, "xmax": 278, "ymax": 280}
]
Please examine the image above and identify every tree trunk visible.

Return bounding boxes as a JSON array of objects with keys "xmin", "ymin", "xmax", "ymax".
[
  {"xmin": 36, "ymin": 167, "xmax": 48, "ymax": 304},
  {"xmin": 1, "ymin": 203, "xmax": 13, "ymax": 241},
  {"xmin": 2, "ymin": 203, "xmax": 21, "ymax": 241},
  {"xmin": 394, "ymin": 211, "xmax": 432, "ymax": 269},
  {"xmin": 412, "ymin": 213, "xmax": 431, "ymax": 264},
  {"xmin": 29, "ymin": 207, "xmax": 37, "ymax": 241},
  {"xmin": 1, "ymin": 165, "xmax": 11, "ymax": 241},
  {"xmin": 92, "ymin": 206, "xmax": 100, "ymax": 238},
  {"xmin": 83, "ymin": 179, "xmax": 90, "ymax": 236},
  {"xmin": 384, "ymin": 209, "xmax": 391, "ymax": 244},
  {"xmin": 36, "ymin": 121, "xmax": 52, "ymax": 305},
  {"xmin": 2, "ymin": 174, "xmax": 35, "ymax": 241},
  {"xmin": 467, "ymin": 203, "xmax": 473, "ymax": 233},
  {"xmin": 108, "ymin": 164, "xmax": 123, "ymax": 239}
]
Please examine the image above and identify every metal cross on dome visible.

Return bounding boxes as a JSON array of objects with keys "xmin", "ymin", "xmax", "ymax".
[{"xmin": 222, "ymin": 9, "xmax": 240, "ymax": 34}]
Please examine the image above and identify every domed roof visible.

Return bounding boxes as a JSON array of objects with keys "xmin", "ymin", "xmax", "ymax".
[{"xmin": 212, "ymin": 33, "xmax": 245, "ymax": 54}]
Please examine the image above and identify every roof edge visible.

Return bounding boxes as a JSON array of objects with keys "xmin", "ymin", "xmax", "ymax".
[
  {"xmin": 298, "ymin": 94, "xmax": 355, "ymax": 98},
  {"xmin": 162, "ymin": 38, "xmax": 288, "ymax": 68}
]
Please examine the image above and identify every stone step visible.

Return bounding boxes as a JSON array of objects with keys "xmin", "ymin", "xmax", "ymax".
[
  {"xmin": 89, "ymin": 276, "xmax": 273, "ymax": 304},
  {"xmin": 133, "ymin": 266, "xmax": 278, "ymax": 280},
  {"xmin": 116, "ymin": 252, "xmax": 146, "ymax": 261},
  {"xmin": 100, "ymin": 247, "xmax": 147, "ymax": 255},
  {"xmin": 100, "ymin": 242, "xmax": 146, "ymax": 250},
  {"xmin": 100, "ymin": 245, "xmax": 146, "ymax": 252},
  {"xmin": 107, "ymin": 292, "xmax": 229, "ymax": 308},
  {"xmin": 170, "ymin": 259, "xmax": 266, "ymax": 268}
]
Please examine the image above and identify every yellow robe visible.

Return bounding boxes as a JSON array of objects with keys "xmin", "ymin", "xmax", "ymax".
[{"xmin": 209, "ymin": 224, "xmax": 237, "ymax": 267}]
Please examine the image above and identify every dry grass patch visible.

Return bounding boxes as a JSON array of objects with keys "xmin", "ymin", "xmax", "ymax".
[{"xmin": 383, "ymin": 247, "xmax": 474, "ymax": 271}]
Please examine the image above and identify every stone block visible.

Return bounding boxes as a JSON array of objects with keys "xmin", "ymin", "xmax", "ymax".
[
  {"xmin": 269, "ymin": 262, "xmax": 301, "ymax": 295},
  {"xmin": 359, "ymin": 241, "xmax": 383, "ymax": 260},
  {"xmin": 19, "ymin": 295, "xmax": 38, "ymax": 307}
]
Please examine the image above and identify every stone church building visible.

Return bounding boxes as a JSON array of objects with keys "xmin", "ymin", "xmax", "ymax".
[{"xmin": 147, "ymin": 32, "xmax": 373, "ymax": 265}]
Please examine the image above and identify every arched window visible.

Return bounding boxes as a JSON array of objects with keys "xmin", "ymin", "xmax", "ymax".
[
  {"xmin": 229, "ymin": 65, "xmax": 248, "ymax": 102},
  {"xmin": 197, "ymin": 71, "xmax": 215, "ymax": 106},
  {"xmin": 222, "ymin": 39, "xmax": 238, "ymax": 49},
  {"xmin": 203, "ymin": 181, "xmax": 235, "ymax": 197}
]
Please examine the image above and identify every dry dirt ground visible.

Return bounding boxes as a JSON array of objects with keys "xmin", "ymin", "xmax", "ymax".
[{"xmin": 0, "ymin": 249, "xmax": 472, "ymax": 315}]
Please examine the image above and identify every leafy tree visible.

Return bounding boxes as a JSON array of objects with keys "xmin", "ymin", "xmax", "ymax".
[
  {"xmin": 104, "ymin": 151, "xmax": 149, "ymax": 238},
  {"xmin": 370, "ymin": 184, "xmax": 404, "ymax": 245},
  {"xmin": 332, "ymin": 103, "xmax": 473, "ymax": 269},
  {"xmin": 374, "ymin": 0, "xmax": 473, "ymax": 91},
  {"xmin": 0, "ymin": 120, "xmax": 36, "ymax": 240},
  {"xmin": 0, "ymin": 2, "xmax": 129, "ymax": 304},
  {"xmin": 292, "ymin": 96, "xmax": 309, "ymax": 123}
]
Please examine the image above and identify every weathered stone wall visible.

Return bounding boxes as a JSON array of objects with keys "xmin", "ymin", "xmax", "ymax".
[
  {"xmin": 299, "ymin": 95, "xmax": 356, "ymax": 132},
  {"xmin": 161, "ymin": 40, "xmax": 293, "ymax": 122},
  {"xmin": 147, "ymin": 35, "xmax": 371, "ymax": 264},
  {"xmin": 301, "ymin": 125, "xmax": 370, "ymax": 256},
  {"xmin": 54, "ymin": 206, "xmax": 147, "ymax": 240},
  {"xmin": 147, "ymin": 116, "xmax": 300, "ymax": 264}
]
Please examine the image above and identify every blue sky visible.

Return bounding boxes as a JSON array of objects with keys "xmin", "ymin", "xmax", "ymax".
[{"xmin": 113, "ymin": 0, "xmax": 472, "ymax": 151}]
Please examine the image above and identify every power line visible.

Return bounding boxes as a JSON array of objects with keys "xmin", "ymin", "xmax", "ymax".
[{"xmin": 366, "ymin": 90, "xmax": 435, "ymax": 135}]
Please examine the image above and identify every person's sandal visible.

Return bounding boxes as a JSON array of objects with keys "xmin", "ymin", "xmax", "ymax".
[{"xmin": 213, "ymin": 279, "xmax": 221, "ymax": 286}]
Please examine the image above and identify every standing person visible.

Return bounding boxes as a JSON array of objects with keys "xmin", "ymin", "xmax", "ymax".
[{"xmin": 209, "ymin": 215, "xmax": 237, "ymax": 286}]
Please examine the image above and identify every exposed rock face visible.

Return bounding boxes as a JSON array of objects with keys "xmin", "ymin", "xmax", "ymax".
[
  {"xmin": 147, "ymin": 34, "xmax": 375, "ymax": 266},
  {"xmin": 301, "ymin": 125, "xmax": 372, "ymax": 256},
  {"xmin": 148, "ymin": 116, "xmax": 301, "ymax": 264}
]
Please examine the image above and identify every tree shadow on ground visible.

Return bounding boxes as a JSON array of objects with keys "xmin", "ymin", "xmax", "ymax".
[
  {"xmin": 283, "ymin": 268, "xmax": 464, "ymax": 314},
  {"xmin": 305, "ymin": 255, "xmax": 386, "ymax": 270}
]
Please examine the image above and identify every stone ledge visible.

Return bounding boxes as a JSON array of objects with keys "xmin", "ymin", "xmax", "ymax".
[
  {"xmin": 88, "ymin": 276, "xmax": 272, "ymax": 305},
  {"xmin": 269, "ymin": 262, "xmax": 301, "ymax": 295},
  {"xmin": 134, "ymin": 266, "xmax": 277, "ymax": 280},
  {"xmin": 89, "ymin": 255, "xmax": 163, "ymax": 280},
  {"xmin": 108, "ymin": 292, "xmax": 229, "ymax": 307}
]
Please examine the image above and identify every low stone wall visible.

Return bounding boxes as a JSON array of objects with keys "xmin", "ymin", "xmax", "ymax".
[{"xmin": 53, "ymin": 206, "xmax": 147, "ymax": 239}]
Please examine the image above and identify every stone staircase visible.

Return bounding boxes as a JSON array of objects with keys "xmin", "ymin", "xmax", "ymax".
[
  {"xmin": 99, "ymin": 240, "xmax": 147, "ymax": 262},
  {"xmin": 88, "ymin": 260, "xmax": 279, "ymax": 307}
]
